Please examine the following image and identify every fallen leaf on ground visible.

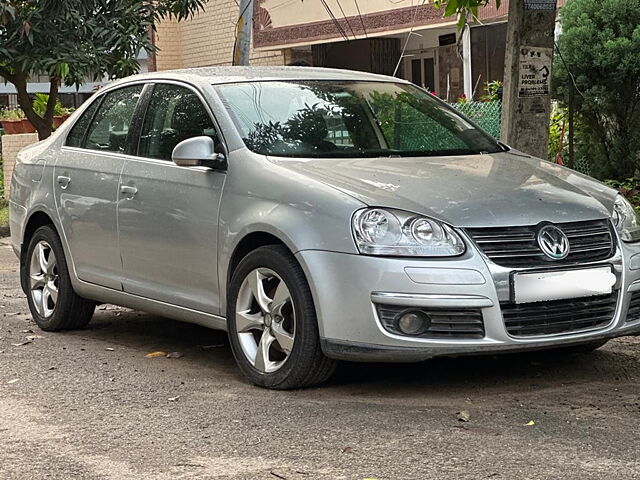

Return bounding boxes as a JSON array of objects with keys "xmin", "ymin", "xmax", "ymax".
[
  {"xmin": 11, "ymin": 341, "xmax": 32, "ymax": 347},
  {"xmin": 7, "ymin": 378, "xmax": 19, "ymax": 384},
  {"xmin": 166, "ymin": 352, "xmax": 183, "ymax": 359},
  {"xmin": 145, "ymin": 351, "xmax": 167, "ymax": 358},
  {"xmin": 524, "ymin": 420, "xmax": 535, "ymax": 426},
  {"xmin": 168, "ymin": 396, "xmax": 180, "ymax": 402},
  {"xmin": 457, "ymin": 411, "xmax": 471, "ymax": 422},
  {"xmin": 21, "ymin": 329, "xmax": 33, "ymax": 333},
  {"xmin": 25, "ymin": 335, "xmax": 44, "ymax": 341},
  {"xmin": 105, "ymin": 347, "xmax": 115, "ymax": 351},
  {"xmin": 341, "ymin": 446, "xmax": 353, "ymax": 453}
]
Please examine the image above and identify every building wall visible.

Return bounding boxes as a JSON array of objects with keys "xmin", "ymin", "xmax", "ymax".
[{"xmin": 154, "ymin": 0, "xmax": 285, "ymax": 71}]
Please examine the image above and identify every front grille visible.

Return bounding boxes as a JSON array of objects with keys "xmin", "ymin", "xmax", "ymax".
[
  {"xmin": 466, "ymin": 219, "xmax": 615, "ymax": 268},
  {"xmin": 501, "ymin": 293, "xmax": 618, "ymax": 337},
  {"xmin": 626, "ymin": 293, "xmax": 640, "ymax": 323},
  {"xmin": 376, "ymin": 304, "xmax": 485, "ymax": 339}
]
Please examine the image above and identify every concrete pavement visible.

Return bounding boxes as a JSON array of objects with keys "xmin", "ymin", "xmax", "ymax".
[{"xmin": 1, "ymin": 239, "xmax": 639, "ymax": 479}]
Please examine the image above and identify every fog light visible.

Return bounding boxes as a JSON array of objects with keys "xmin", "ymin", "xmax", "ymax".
[{"xmin": 397, "ymin": 310, "xmax": 430, "ymax": 335}]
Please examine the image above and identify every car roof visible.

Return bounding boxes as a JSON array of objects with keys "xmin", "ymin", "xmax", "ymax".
[{"xmin": 109, "ymin": 66, "xmax": 409, "ymax": 88}]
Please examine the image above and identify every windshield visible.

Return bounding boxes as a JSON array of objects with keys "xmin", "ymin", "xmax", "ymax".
[{"xmin": 215, "ymin": 80, "xmax": 501, "ymax": 158}]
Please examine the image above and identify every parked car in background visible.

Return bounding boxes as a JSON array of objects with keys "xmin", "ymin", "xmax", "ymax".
[{"xmin": 8, "ymin": 67, "xmax": 640, "ymax": 389}]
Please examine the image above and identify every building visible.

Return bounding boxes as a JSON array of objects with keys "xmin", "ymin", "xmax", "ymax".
[
  {"xmin": 0, "ymin": 51, "xmax": 150, "ymax": 110},
  {"xmin": 153, "ymin": 0, "xmax": 547, "ymax": 101}
]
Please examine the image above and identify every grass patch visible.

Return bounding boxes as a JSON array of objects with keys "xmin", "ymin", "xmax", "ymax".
[{"xmin": 0, "ymin": 199, "xmax": 7, "ymax": 228}]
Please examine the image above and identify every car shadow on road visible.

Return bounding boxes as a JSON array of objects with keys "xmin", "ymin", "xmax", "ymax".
[{"xmin": 75, "ymin": 308, "xmax": 639, "ymax": 393}]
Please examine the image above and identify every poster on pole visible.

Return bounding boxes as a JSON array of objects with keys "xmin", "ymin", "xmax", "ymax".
[{"xmin": 518, "ymin": 46, "xmax": 552, "ymax": 98}]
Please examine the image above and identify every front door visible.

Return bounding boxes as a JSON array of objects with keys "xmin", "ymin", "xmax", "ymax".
[
  {"xmin": 117, "ymin": 83, "xmax": 226, "ymax": 314},
  {"xmin": 407, "ymin": 50, "xmax": 439, "ymax": 95},
  {"xmin": 54, "ymin": 85, "xmax": 143, "ymax": 289}
]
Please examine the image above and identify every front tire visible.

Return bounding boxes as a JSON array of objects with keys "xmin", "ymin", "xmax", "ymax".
[
  {"xmin": 23, "ymin": 225, "xmax": 95, "ymax": 331},
  {"xmin": 227, "ymin": 245, "xmax": 337, "ymax": 389}
]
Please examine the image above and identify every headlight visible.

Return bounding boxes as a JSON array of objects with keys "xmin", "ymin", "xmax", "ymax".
[
  {"xmin": 612, "ymin": 195, "xmax": 640, "ymax": 242},
  {"xmin": 352, "ymin": 208, "xmax": 466, "ymax": 256}
]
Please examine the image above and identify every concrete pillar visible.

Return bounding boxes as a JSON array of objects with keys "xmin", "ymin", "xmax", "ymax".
[
  {"xmin": 500, "ymin": 0, "xmax": 556, "ymax": 159},
  {"xmin": 462, "ymin": 25, "xmax": 473, "ymax": 100},
  {"xmin": 2, "ymin": 133, "xmax": 39, "ymax": 197}
]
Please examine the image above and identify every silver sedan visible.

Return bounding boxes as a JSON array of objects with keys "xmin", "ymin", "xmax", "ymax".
[{"xmin": 9, "ymin": 67, "xmax": 640, "ymax": 389}]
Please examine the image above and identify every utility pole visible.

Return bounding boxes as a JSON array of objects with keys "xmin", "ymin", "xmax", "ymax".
[
  {"xmin": 233, "ymin": 0, "xmax": 254, "ymax": 66},
  {"xmin": 500, "ymin": 0, "xmax": 557, "ymax": 159}
]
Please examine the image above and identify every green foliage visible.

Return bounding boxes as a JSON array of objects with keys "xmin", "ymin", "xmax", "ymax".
[
  {"xmin": 553, "ymin": 0, "xmax": 640, "ymax": 180},
  {"xmin": 0, "ymin": 108, "xmax": 23, "ymax": 121},
  {"xmin": 548, "ymin": 105, "xmax": 567, "ymax": 162},
  {"xmin": 433, "ymin": 0, "xmax": 499, "ymax": 29},
  {"xmin": 603, "ymin": 178, "xmax": 640, "ymax": 211},
  {"xmin": 0, "ymin": 0, "xmax": 204, "ymax": 137},
  {"xmin": 480, "ymin": 80, "xmax": 502, "ymax": 102},
  {"xmin": 0, "ymin": 0, "xmax": 205, "ymax": 84},
  {"xmin": 33, "ymin": 93, "xmax": 65, "ymax": 117}
]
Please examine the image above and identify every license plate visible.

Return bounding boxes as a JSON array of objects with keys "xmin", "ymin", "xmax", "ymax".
[{"xmin": 513, "ymin": 266, "xmax": 616, "ymax": 304}]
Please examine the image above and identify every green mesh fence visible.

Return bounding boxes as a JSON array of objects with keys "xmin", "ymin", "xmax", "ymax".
[{"xmin": 451, "ymin": 101, "xmax": 502, "ymax": 140}]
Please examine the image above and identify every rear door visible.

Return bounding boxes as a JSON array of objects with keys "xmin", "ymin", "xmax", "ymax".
[
  {"xmin": 55, "ymin": 84, "xmax": 144, "ymax": 289},
  {"xmin": 117, "ymin": 82, "xmax": 226, "ymax": 314}
]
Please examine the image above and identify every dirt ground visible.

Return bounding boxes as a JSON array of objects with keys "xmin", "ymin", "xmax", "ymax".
[{"xmin": 1, "ymin": 238, "xmax": 639, "ymax": 480}]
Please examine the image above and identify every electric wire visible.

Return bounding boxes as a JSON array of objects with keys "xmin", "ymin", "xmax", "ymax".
[
  {"xmin": 335, "ymin": 0, "xmax": 358, "ymax": 39},
  {"xmin": 320, "ymin": 0, "xmax": 350, "ymax": 42},
  {"xmin": 353, "ymin": 0, "xmax": 368, "ymax": 38},
  {"xmin": 393, "ymin": 0, "xmax": 426, "ymax": 77}
]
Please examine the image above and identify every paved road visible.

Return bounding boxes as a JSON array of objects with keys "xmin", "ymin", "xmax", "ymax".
[{"xmin": 1, "ymin": 239, "xmax": 639, "ymax": 479}]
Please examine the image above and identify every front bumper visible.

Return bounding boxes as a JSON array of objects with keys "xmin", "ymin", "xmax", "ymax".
[{"xmin": 296, "ymin": 240, "xmax": 640, "ymax": 362}]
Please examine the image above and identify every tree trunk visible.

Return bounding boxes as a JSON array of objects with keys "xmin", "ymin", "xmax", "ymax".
[
  {"xmin": 13, "ymin": 75, "xmax": 59, "ymax": 140},
  {"xmin": 500, "ymin": 0, "xmax": 556, "ymax": 159}
]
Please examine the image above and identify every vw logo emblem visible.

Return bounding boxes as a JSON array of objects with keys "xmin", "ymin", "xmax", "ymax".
[{"xmin": 537, "ymin": 225, "xmax": 570, "ymax": 260}]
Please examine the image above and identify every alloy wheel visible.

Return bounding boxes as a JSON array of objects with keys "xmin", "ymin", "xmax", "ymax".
[
  {"xmin": 235, "ymin": 268, "xmax": 295, "ymax": 373},
  {"xmin": 29, "ymin": 240, "xmax": 59, "ymax": 318}
]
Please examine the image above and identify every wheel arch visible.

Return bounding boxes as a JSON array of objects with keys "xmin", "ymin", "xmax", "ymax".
[
  {"xmin": 226, "ymin": 231, "xmax": 291, "ymax": 286},
  {"xmin": 222, "ymin": 229, "xmax": 301, "ymax": 315},
  {"xmin": 19, "ymin": 210, "xmax": 57, "ymax": 293}
]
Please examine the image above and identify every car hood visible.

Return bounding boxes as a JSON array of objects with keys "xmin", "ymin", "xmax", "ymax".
[{"xmin": 271, "ymin": 151, "xmax": 617, "ymax": 228}]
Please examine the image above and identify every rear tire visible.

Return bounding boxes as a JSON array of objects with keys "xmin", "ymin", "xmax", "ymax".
[
  {"xmin": 22, "ymin": 225, "xmax": 95, "ymax": 331},
  {"xmin": 227, "ymin": 245, "xmax": 337, "ymax": 389}
]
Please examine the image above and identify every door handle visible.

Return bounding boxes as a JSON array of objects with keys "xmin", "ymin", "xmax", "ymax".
[
  {"xmin": 56, "ymin": 175, "xmax": 71, "ymax": 189},
  {"xmin": 120, "ymin": 185, "xmax": 138, "ymax": 198}
]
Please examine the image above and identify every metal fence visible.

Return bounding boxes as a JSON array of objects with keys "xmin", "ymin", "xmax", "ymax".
[{"xmin": 451, "ymin": 101, "xmax": 502, "ymax": 140}]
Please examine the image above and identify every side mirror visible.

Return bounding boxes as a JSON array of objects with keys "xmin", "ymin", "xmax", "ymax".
[{"xmin": 172, "ymin": 136, "xmax": 227, "ymax": 171}]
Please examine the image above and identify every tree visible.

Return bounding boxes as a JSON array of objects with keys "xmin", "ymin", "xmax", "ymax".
[
  {"xmin": 0, "ymin": 0, "xmax": 204, "ymax": 139},
  {"xmin": 432, "ymin": 0, "xmax": 556, "ymax": 159},
  {"xmin": 553, "ymin": 0, "xmax": 640, "ymax": 179}
]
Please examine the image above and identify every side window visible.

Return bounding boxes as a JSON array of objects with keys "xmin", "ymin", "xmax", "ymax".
[
  {"xmin": 138, "ymin": 84, "xmax": 218, "ymax": 161},
  {"xmin": 65, "ymin": 99, "xmax": 101, "ymax": 148},
  {"xmin": 84, "ymin": 85, "xmax": 144, "ymax": 153}
]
